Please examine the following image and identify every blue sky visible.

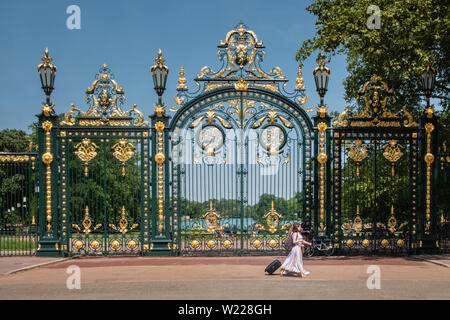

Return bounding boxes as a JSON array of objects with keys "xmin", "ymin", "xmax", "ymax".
[{"xmin": 0, "ymin": 0, "xmax": 349, "ymax": 132}]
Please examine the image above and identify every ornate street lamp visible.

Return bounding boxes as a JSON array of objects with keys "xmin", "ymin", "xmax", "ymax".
[
  {"xmin": 150, "ymin": 49, "xmax": 169, "ymax": 103},
  {"xmin": 312, "ymin": 52, "xmax": 331, "ymax": 105},
  {"xmin": 37, "ymin": 48, "xmax": 57, "ymax": 104},
  {"xmin": 421, "ymin": 61, "xmax": 437, "ymax": 108}
]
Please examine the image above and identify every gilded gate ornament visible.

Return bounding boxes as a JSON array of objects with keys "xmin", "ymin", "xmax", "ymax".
[
  {"xmin": 109, "ymin": 206, "xmax": 138, "ymax": 234},
  {"xmin": 74, "ymin": 138, "xmax": 99, "ymax": 176},
  {"xmin": 333, "ymin": 75, "xmax": 417, "ymax": 128},
  {"xmin": 264, "ymin": 201, "xmax": 282, "ymax": 234},
  {"xmin": 382, "ymin": 140, "xmax": 404, "ymax": 176},
  {"xmin": 228, "ymin": 99, "xmax": 256, "ymax": 128},
  {"xmin": 72, "ymin": 206, "xmax": 102, "ymax": 234},
  {"xmin": 252, "ymin": 105, "xmax": 293, "ymax": 129},
  {"xmin": 112, "ymin": 139, "xmax": 136, "ymax": 176},
  {"xmin": 171, "ymin": 23, "xmax": 306, "ymax": 108},
  {"xmin": 41, "ymin": 120, "xmax": 54, "ymax": 233},
  {"xmin": 352, "ymin": 206, "xmax": 363, "ymax": 233},
  {"xmin": 387, "ymin": 205, "xmax": 398, "ymax": 233},
  {"xmin": 348, "ymin": 140, "xmax": 368, "ymax": 176},
  {"xmin": 203, "ymin": 201, "xmax": 221, "ymax": 233},
  {"xmin": 60, "ymin": 64, "xmax": 148, "ymax": 127},
  {"xmin": 176, "ymin": 66, "xmax": 188, "ymax": 91},
  {"xmin": 424, "ymin": 123, "xmax": 435, "ymax": 233},
  {"xmin": 190, "ymin": 108, "xmax": 231, "ymax": 129}
]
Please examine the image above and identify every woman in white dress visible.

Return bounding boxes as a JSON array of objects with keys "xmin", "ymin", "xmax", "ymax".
[{"xmin": 280, "ymin": 222, "xmax": 311, "ymax": 277}]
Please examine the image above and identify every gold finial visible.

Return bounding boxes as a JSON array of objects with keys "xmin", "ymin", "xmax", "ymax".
[
  {"xmin": 356, "ymin": 205, "xmax": 360, "ymax": 215},
  {"xmin": 391, "ymin": 205, "xmax": 394, "ymax": 214},
  {"xmin": 313, "ymin": 51, "xmax": 330, "ymax": 74},
  {"xmin": 38, "ymin": 47, "xmax": 57, "ymax": 71},
  {"xmin": 151, "ymin": 49, "xmax": 168, "ymax": 72},
  {"xmin": 210, "ymin": 201, "xmax": 213, "ymax": 210},
  {"xmin": 177, "ymin": 66, "xmax": 188, "ymax": 91},
  {"xmin": 295, "ymin": 65, "xmax": 306, "ymax": 91},
  {"xmin": 103, "ymin": 63, "xmax": 107, "ymax": 68},
  {"xmin": 271, "ymin": 201, "xmax": 274, "ymax": 210}
]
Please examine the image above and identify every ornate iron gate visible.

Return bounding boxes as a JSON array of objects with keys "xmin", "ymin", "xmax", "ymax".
[
  {"xmin": 169, "ymin": 24, "xmax": 314, "ymax": 255},
  {"xmin": 0, "ymin": 153, "xmax": 38, "ymax": 256},
  {"xmin": 329, "ymin": 75, "xmax": 432, "ymax": 253},
  {"xmin": 25, "ymin": 25, "xmax": 443, "ymax": 257},
  {"xmin": 57, "ymin": 65, "xmax": 151, "ymax": 256}
]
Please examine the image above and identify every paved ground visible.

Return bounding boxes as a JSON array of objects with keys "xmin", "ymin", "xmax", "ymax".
[
  {"xmin": 0, "ymin": 257, "xmax": 68, "ymax": 275},
  {"xmin": 0, "ymin": 255, "xmax": 449, "ymax": 299}
]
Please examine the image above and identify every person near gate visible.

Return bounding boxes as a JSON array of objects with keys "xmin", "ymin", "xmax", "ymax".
[{"xmin": 280, "ymin": 222, "xmax": 311, "ymax": 277}]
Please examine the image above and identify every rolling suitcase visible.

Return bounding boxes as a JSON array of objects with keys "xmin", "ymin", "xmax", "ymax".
[{"xmin": 265, "ymin": 259, "xmax": 282, "ymax": 274}]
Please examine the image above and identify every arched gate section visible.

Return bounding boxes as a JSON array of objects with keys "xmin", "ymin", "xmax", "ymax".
[{"xmin": 168, "ymin": 24, "xmax": 314, "ymax": 255}]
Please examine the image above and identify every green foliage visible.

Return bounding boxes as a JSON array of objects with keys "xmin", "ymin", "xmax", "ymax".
[
  {"xmin": 0, "ymin": 129, "xmax": 35, "ymax": 228},
  {"xmin": 339, "ymin": 146, "xmax": 410, "ymax": 224},
  {"xmin": 297, "ymin": 0, "xmax": 449, "ymax": 111},
  {"xmin": 67, "ymin": 139, "xmax": 143, "ymax": 227},
  {"xmin": 0, "ymin": 129, "xmax": 30, "ymax": 152},
  {"xmin": 180, "ymin": 192, "xmax": 303, "ymax": 227}
]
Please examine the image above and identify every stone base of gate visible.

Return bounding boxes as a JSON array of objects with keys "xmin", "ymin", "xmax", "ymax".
[
  {"xmin": 146, "ymin": 240, "xmax": 172, "ymax": 256},
  {"xmin": 36, "ymin": 240, "xmax": 62, "ymax": 257},
  {"xmin": 416, "ymin": 239, "xmax": 440, "ymax": 254}
]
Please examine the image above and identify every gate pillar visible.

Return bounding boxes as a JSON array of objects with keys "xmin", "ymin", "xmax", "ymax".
[
  {"xmin": 312, "ymin": 53, "xmax": 332, "ymax": 240},
  {"xmin": 36, "ymin": 113, "xmax": 61, "ymax": 256},
  {"xmin": 36, "ymin": 49, "xmax": 61, "ymax": 257},
  {"xmin": 149, "ymin": 50, "xmax": 172, "ymax": 256},
  {"xmin": 313, "ymin": 106, "xmax": 332, "ymax": 239},
  {"xmin": 418, "ymin": 105, "xmax": 439, "ymax": 252}
]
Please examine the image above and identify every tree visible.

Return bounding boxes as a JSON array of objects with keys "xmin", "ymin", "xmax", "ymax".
[
  {"xmin": 0, "ymin": 129, "xmax": 31, "ymax": 152},
  {"xmin": 296, "ymin": 0, "xmax": 449, "ymax": 112},
  {"xmin": 0, "ymin": 129, "xmax": 34, "ymax": 227}
]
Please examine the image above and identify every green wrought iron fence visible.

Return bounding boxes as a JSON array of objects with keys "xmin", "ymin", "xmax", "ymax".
[{"xmin": 0, "ymin": 153, "xmax": 38, "ymax": 256}]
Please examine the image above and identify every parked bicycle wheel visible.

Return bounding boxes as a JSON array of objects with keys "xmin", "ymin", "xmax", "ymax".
[
  {"xmin": 303, "ymin": 245, "xmax": 314, "ymax": 257},
  {"xmin": 324, "ymin": 246, "xmax": 334, "ymax": 256}
]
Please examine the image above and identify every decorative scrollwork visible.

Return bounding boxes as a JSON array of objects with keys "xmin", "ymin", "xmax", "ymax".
[
  {"xmin": 333, "ymin": 76, "xmax": 418, "ymax": 128},
  {"xmin": 112, "ymin": 139, "xmax": 135, "ymax": 176},
  {"xmin": 353, "ymin": 205, "xmax": 363, "ymax": 233},
  {"xmin": 172, "ymin": 23, "xmax": 307, "ymax": 109},
  {"xmin": 383, "ymin": 140, "xmax": 404, "ymax": 176},
  {"xmin": 203, "ymin": 201, "xmax": 221, "ymax": 233},
  {"xmin": 60, "ymin": 65, "xmax": 148, "ymax": 127},
  {"xmin": 190, "ymin": 108, "xmax": 231, "ymax": 129},
  {"xmin": 263, "ymin": 201, "xmax": 282, "ymax": 234},
  {"xmin": 229, "ymin": 99, "xmax": 256, "ymax": 128},
  {"xmin": 388, "ymin": 205, "xmax": 398, "ymax": 233},
  {"xmin": 72, "ymin": 206, "xmax": 102, "ymax": 234},
  {"xmin": 109, "ymin": 206, "xmax": 138, "ymax": 234},
  {"xmin": 348, "ymin": 140, "xmax": 368, "ymax": 176},
  {"xmin": 252, "ymin": 105, "xmax": 293, "ymax": 129},
  {"xmin": 74, "ymin": 138, "xmax": 99, "ymax": 176},
  {"xmin": 194, "ymin": 24, "xmax": 286, "ymax": 87}
]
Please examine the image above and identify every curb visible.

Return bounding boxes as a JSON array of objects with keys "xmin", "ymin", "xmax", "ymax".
[
  {"xmin": 410, "ymin": 256, "xmax": 449, "ymax": 269},
  {"xmin": 4, "ymin": 258, "xmax": 71, "ymax": 275}
]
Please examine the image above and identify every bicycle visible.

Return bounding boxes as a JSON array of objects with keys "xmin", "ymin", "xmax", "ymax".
[{"xmin": 303, "ymin": 238, "xmax": 334, "ymax": 257}]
